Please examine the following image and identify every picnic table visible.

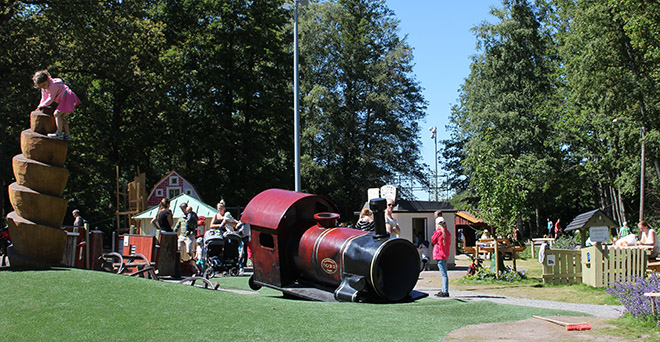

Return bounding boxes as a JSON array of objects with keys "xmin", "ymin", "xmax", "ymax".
[
  {"xmin": 530, "ymin": 238, "xmax": 555, "ymax": 259},
  {"xmin": 463, "ymin": 238, "xmax": 526, "ymax": 275},
  {"xmin": 617, "ymin": 244, "xmax": 659, "ymax": 272}
]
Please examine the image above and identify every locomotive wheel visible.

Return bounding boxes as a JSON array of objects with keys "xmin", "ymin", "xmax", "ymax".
[{"xmin": 248, "ymin": 275, "xmax": 262, "ymax": 291}]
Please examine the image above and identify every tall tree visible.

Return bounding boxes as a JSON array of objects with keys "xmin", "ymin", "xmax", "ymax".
[
  {"xmin": 298, "ymin": 0, "xmax": 427, "ymax": 216},
  {"xmin": 446, "ymin": 0, "xmax": 569, "ymax": 235}
]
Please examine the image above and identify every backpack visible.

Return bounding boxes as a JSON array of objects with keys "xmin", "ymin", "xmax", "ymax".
[{"xmin": 186, "ymin": 212, "xmax": 198, "ymax": 234}]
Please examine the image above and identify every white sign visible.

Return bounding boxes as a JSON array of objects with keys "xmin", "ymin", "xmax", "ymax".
[
  {"xmin": 380, "ymin": 185, "xmax": 397, "ymax": 200},
  {"xmin": 546, "ymin": 254, "xmax": 555, "ymax": 266},
  {"xmin": 589, "ymin": 226, "xmax": 610, "ymax": 242},
  {"xmin": 367, "ymin": 188, "xmax": 380, "ymax": 200},
  {"xmin": 123, "ymin": 235, "xmax": 129, "ymax": 247}
]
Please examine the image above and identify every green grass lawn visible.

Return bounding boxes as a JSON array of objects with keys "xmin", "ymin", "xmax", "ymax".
[
  {"xmin": 0, "ymin": 267, "xmax": 582, "ymax": 341},
  {"xmin": 451, "ymin": 253, "xmax": 621, "ymax": 305}
]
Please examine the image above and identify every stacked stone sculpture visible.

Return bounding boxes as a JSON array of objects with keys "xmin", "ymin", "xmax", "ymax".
[{"xmin": 6, "ymin": 110, "xmax": 69, "ymax": 267}]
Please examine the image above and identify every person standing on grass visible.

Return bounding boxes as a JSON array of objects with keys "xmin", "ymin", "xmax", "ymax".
[
  {"xmin": 432, "ymin": 216, "xmax": 451, "ymax": 297},
  {"xmin": 151, "ymin": 198, "xmax": 173, "ymax": 232},
  {"xmin": 547, "ymin": 218, "xmax": 553, "ymax": 238}
]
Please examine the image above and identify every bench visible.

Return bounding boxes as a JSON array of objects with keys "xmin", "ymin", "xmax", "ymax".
[
  {"xmin": 648, "ymin": 260, "xmax": 660, "ymax": 273},
  {"xmin": 644, "ymin": 292, "xmax": 660, "ymax": 317}
]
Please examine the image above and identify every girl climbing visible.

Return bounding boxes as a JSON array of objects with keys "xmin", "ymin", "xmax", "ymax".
[{"xmin": 33, "ymin": 70, "xmax": 81, "ymax": 141}]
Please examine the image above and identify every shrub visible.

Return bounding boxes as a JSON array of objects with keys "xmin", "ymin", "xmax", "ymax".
[
  {"xmin": 606, "ymin": 274, "xmax": 660, "ymax": 318},
  {"xmin": 552, "ymin": 234, "xmax": 581, "ymax": 250},
  {"xmin": 465, "ymin": 265, "xmax": 526, "ymax": 282}
]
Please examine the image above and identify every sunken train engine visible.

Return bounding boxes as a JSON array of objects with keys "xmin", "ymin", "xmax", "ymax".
[{"xmin": 241, "ymin": 189, "xmax": 424, "ymax": 303}]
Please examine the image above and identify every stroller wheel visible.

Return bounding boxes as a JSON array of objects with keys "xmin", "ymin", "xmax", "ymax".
[
  {"xmin": 230, "ymin": 268, "xmax": 239, "ymax": 277},
  {"xmin": 203, "ymin": 268, "xmax": 215, "ymax": 279}
]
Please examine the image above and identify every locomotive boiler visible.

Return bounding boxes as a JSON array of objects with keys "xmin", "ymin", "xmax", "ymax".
[{"xmin": 241, "ymin": 189, "xmax": 425, "ymax": 303}]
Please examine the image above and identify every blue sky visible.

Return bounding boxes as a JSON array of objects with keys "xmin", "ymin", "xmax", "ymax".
[{"xmin": 384, "ymin": 0, "xmax": 501, "ymax": 200}]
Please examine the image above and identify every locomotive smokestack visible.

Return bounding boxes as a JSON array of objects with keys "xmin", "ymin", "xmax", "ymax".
[{"xmin": 370, "ymin": 198, "xmax": 388, "ymax": 238}]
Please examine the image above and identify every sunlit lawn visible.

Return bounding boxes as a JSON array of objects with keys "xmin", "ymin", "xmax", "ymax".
[
  {"xmin": 445, "ymin": 246, "xmax": 620, "ymax": 305},
  {"xmin": 0, "ymin": 267, "xmax": 582, "ymax": 341}
]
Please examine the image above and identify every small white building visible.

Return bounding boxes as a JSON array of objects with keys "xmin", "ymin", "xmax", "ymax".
[
  {"xmin": 362, "ymin": 199, "xmax": 457, "ymax": 269},
  {"xmin": 391, "ymin": 200, "xmax": 457, "ymax": 269}
]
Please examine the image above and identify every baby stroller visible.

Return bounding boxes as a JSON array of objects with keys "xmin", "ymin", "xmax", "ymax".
[{"xmin": 202, "ymin": 229, "xmax": 242, "ymax": 279}]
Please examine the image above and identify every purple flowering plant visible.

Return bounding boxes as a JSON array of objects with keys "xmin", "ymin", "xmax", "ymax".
[{"xmin": 606, "ymin": 274, "xmax": 660, "ymax": 318}]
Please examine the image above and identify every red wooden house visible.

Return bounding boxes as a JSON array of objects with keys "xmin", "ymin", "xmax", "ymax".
[{"xmin": 146, "ymin": 170, "xmax": 203, "ymax": 207}]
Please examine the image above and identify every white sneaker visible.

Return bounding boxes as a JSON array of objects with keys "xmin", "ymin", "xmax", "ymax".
[{"xmin": 47, "ymin": 132, "xmax": 64, "ymax": 140}]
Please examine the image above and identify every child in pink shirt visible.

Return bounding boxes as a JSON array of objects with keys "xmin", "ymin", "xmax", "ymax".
[
  {"xmin": 33, "ymin": 70, "xmax": 81, "ymax": 141},
  {"xmin": 432, "ymin": 216, "xmax": 451, "ymax": 297}
]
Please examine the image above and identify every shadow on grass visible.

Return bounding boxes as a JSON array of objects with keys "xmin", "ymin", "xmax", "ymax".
[{"xmin": 0, "ymin": 266, "xmax": 72, "ymax": 272}]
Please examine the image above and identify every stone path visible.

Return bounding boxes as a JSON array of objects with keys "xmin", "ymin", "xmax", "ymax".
[
  {"xmin": 415, "ymin": 286, "xmax": 625, "ymax": 318},
  {"xmin": 415, "ymin": 268, "xmax": 625, "ymax": 318}
]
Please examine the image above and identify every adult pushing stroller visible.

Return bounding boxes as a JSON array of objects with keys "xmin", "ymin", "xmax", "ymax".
[{"xmin": 202, "ymin": 229, "xmax": 242, "ymax": 279}]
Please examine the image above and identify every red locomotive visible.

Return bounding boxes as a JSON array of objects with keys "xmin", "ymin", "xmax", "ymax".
[{"xmin": 241, "ymin": 189, "xmax": 425, "ymax": 302}]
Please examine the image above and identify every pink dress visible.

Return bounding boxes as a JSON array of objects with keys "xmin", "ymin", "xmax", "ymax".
[{"xmin": 39, "ymin": 78, "xmax": 81, "ymax": 113}]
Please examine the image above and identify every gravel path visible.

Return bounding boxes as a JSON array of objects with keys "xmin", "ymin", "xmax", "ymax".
[{"xmin": 415, "ymin": 286, "xmax": 625, "ymax": 318}]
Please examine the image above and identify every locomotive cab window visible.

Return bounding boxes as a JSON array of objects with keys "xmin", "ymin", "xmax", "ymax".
[{"xmin": 259, "ymin": 232, "xmax": 275, "ymax": 249}]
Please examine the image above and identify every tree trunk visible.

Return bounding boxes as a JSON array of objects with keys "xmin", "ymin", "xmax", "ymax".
[{"xmin": 618, "ymin": 186, "xmax": 627, "ymax": 224}]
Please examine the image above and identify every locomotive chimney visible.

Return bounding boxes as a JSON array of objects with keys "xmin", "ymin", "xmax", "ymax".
[{"xmin": 370, "ymin": 198, "xmax": 388, "ymax": 239}]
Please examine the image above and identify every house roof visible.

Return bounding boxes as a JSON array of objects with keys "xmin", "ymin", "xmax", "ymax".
[
  {"xmin": 456, "ymin": 211, "xmax": 482, "ymax": 224},
  {"xmin": 146, "ymin": 170, "xmax": 203, "ymax": 201},
  {"xmin": 565, "ymin": 209, "xmax": 617, "ymax": 232},
  {"xmin": 391, "ymin": 199, "xmax": 454, "ymax": 213},
  {"xmin": 133, "ymin": 193, "xmax": 216, "ymax": 219}
]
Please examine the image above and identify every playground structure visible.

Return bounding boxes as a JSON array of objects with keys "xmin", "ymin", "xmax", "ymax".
[
  {"xmin": 6, "ymin": 110, "xmax": 70, "ymax": 267},
  {"xmin": 115, "ymin": 167, "xmax": 147, "ymax": 235},
  {"xmin": 242, "ymin": 188, "xmax": 425, "ymax": 303}
]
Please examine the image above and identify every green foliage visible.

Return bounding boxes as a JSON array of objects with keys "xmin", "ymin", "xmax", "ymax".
[
  {"xmin": 444, "ymin": 0, "xmax": 660, "ymax": 235},
  {"xmin": 464, "ymin": 264, "xmax": 528, "ymax": 283},
  {"xmin": 552, "ymin": 234, "xmax": 582, "ymax": 249},
  {"xmin": 298, "ymin": 0, "xmax": 427, "ymax": 214},
  {"xmin": 1, "ymin": 0, "xmax": 428, "ymax": 227}
]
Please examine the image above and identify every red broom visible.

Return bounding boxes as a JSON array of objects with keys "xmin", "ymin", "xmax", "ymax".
[{"xmin": 532, "ymin": 315, "xmax": 592, "ymax": 331}]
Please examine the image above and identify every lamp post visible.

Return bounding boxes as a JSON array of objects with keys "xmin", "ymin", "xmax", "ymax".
[
  {"xmin": 613, "ymin": 118, "xmax": 645, "ymax": 220},
  {"xmin": 293, "ymin": 0, "xmax": 302, "ymax": 192},
  {"xmin": 429, "ymin": 126, "xmax": 438, "ymax": 201},
  {"xmin": 283, "ymin": 0, "xmax": 306, "ymax": 192}
]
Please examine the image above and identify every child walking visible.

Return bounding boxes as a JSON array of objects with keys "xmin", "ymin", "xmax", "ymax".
[
  {"xmin": 33, "ymin": 70, "xmax": 81, "ymax": 141},
  {"xmin": 432, "ymin": 216, "xmax": 451, "ymax": 297},
  {"xmin": 194, "ymin": 237, "xmax": 206, "ymax": 276}
]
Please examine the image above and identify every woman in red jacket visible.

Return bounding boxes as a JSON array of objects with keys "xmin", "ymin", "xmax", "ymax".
[{"xmin": 432, "ymin": 216, "xmax": 451, "ymax": 297}]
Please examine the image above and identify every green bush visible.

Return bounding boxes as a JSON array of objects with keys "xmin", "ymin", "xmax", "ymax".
[
  {"xmin": 465, "ymin": 265, "xmax": 527, "ymax": 282},
  {"xmin": 552, "ymin": 234, "xmax": 581, "ymax": 249}
]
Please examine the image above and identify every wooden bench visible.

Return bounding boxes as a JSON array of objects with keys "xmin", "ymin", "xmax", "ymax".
[
  {"xmin": 647, "ymin": 260, "xmax": 660, "ymax": 273},
  {"xmin": 644, "ymin": 292, "xmax": 660, "ymax": 317}
]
